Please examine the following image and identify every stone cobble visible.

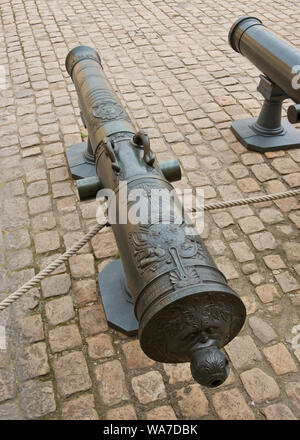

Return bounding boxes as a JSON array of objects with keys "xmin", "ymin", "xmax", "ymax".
[{"xmin": 0, "ymin": 0, "xmax": 299, "ymax": 420}]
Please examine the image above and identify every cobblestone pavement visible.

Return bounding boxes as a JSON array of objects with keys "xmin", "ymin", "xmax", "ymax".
[{"xmin": 0, "ymin": 0, "xmax": 299, "ymax": 420}]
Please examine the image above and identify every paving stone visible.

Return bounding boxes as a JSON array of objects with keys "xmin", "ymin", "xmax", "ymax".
[
  {"xmin": 261, "ymin": 403, "xmax": 296, "ymax": 420},
  {"xmin": 49, "ymin": 167, "xmax": 69, "ymax": 182},
  {"xmin": 59, "ymin": 212, "xmax": 81, "ymax": 230},
  {"xmin": 0, "ymin": 401, "xmax": 21, "ymax": 420},
  {"xmin": 263, "ymin": 343, "xmax": 297, "ymax": 375},
  {"xmin": 56, "ymin": 196, "xmax": 76, "ymax": 213},
  {"xmin": 2, "ymin": 198, "xmax": 28, "ymax": 229},
  {"xmin": 87, "ymin": 333, "xmax": 114, "ymax": 359},
  {"xmin": 225, "ymin": 335, "xmax": 262, "ymax": 370},
  {"xmin": 31, "ymin": 212, "xmax": 56, "ymax": 231},
  {"xmin": 218, "ymin": 184, "xmax": 243, "ymax": 201},
  {"xmin": 49, "ymin": 324, "xmax": 82, "ymax": 353},
  {"xmin": 241, "ymin": 152, "xmax": 264, "ymax": 165},
  {"xmin": 52, "ymin": 182, "xmax": 74, "ymax": 198},
  {"xmin": 200, "ymin": 156, "xmax": 220, "ymax": 170},
  {"xmin": 248, "ymin": 316, "xmax": 277, "ymax": 343},
  {"xmin": 163, "ymin": 363, "xmax": 192, "ymax": 384},
  {"xmin": 188, "ymin": 171, "xmax": 211, "ymax": 186},
  {"xmin": 0, "ymin": 350, "xmax": 9, "ymax": 368},
  {"xmin": 0, "ymin": 369, "xmax": 16, "ymax": 403},
  {"xmin": 34, "ymin": 230, "xmax": 60, "ymax": 253},
  {"xmin": 240, "ymin": 368, "xmax": 280, "ymax": 403},
  {"xmin": 16, "ymin": 342, "xmax": 49, "ymax": 381},
  {"xmin": 289, "ymin": 211, "xmax": 300, "ymax": 227},
  {"xmin": 294, "ymin": 265, "xmax": 300, "ymax": 277},
  {"xmin": 242, "ymin": 263, "xmax": 257, "ymax": 275},
  {"xmin": 106, "ymin": 405, "xmax": 137, "ymax": 420},
  {"xmin": 78, "ymin": 304, "xmax": 108, "ymax": 336},
  {"xmin": 4, "ymin": 180, "xmax": 24, "ymax": 197},
  {"xmin": 285, "ymin": 382, "xmax": 300, "ymax": 411},
  {"xmin": 11, "ymin": 287, "xmax": 40, "ymax": 319},
  {"xmin": 229, "ymin": 163, "xmax": 249, "ymax": 179},
  {"xmin": 95, "ymin": 360, "xmax": 128, "ymax": 406},
  {"xmin": 230, "ymin": 242, "xmax": 255, "ymax": 262},
  {"xmin": 122, "ymin": 340, "xmax": 155, "ymax": 369},
  {"xmin": 271, "ymin": 157, "xmax": 299, "ymax": 174},
  {"xmin": 207, "ymin": 239, "xmax": 227, "ymax": 256},
  {"xmin": 259, "ymin": 207, "xmax": 284, "ymax": 224},
  {"xmin": 211, "ymin": 169, "xmax": 233, "ymax": 185},
  {"xmin": 283, "ymin": 172, "xmax": 300, "ymax": 187},
  {"xmin": 69, "ymin": 254, "xmax": 95, "ymax": 278},
  {"xmin": 72, "ymin": 279, "xmax": 98, "ymax": 305},
  {"xmin": 176, "ymin": 384, "xmax": 209, "ymax": 418},
  {"xmin": 63, "ymin": 232, "xmax": 90, "ymax": 255},
  {"xmin": 263, "ymin": 254, "xmax": 286, "ymax": 270},
  {"xmin": 251, "ymin": 164, "xmax": 276, "ymax": 181},
  {"xmin": 52, "ymin": 351, "xmax": 92, "ymax": 397},
  {"xmin": 27, "ymin": 180, "xmax": 48, "ymax": 198},
  {"xmin": 132, "ymin": 371, "xmax": 166, "ymax": 404},
  {"xmin": 28, "ymin": 195, "xmax": 52, "ymax": 215},
  {"xmin": 212, "ymin": 211, "xmax": 234, "ymax": 228},
  {"xmin": 19, "ymin": 380, "xmax": 56, "ymax": 419},
  {"xmin": 249, "ymin": 232, "xmax": 277, "ymax": 251},
  {"xmin": 249, "ymin": 272, "xmax": 265, "ymax": 286},
  {"xmin": 4, "ymin": 229, "xmax": 31, "ymax": 250},
  {"xmin": 45, "ymin": 296, "xmax": 75, "ymax": 326},
  {"xmin": 41, "ymin": 273, "xmax": 71, "ymax": 298},
  {"xmin": 46, "ymin": 154, "xmax": 66, "ymax": 170},
  {"xmin": 238, "ymin": 216, "xmax": 265, "ymax": 234},
  {"xmin": 91, "ymin": 232, "xmax": 118, "ymax": 258},
  {"xmin": 61, "ymin": 394, "xmax": 98, "ymax": 420},
  {"xmin": 38, "ymin": 253, "xmax": 66, "ymax": 275},
  {"xmin": 282, "ymin": 242, "xmax": 300, "ymax": 262},
  {"xmin": 275, "ymin": 271, "xmax": 299, "ymax": 293},
  {"xmin": 80, "ymin": 201, "xmax": 98, "ymax": 220},
  {"xmin": 255, "ymin": 284, "xmax": 280, "ymax": 303},
  {"xmin": 146, "ymin": 406, "xmax": 177, "ymax": 420},
  {"xmin": 237, "ymin": 178, "xmax": 260, "ymax": 193},
  {"xmin": 15, "ymin": 314, "xmax": 44, "ymax": 344},
  {"xmin": 212, "ymin": 388, "xmax": 255, "ymax": 420},
  {"xmin": 6, "ymin": 249, "xmax": 33, "ymax": 270},
  {"xmin": 215, "ymin": 256, "xmax": 239, "ymax": 280}
]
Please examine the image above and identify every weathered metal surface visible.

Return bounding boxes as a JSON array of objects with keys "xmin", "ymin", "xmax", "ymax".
[
  {"xmin": 229, "ymin": 16, "xmax": 300, "ymax": 152},
  {"xmin": 66, "ymin": 46, "xmax": 246, "ymax": 388}
]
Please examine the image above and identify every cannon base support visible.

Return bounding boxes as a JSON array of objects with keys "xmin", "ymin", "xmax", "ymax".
[
  {"xmin": 98, "ymin": 259, "xmax": 138, "ymax": 336},
  {"xmin": 231, "ymin": 118, "xmax": 300, "ymax": 152},
  {"xmin": 66, "ymin": 142, "xmax": 97, "ymax": 179}
]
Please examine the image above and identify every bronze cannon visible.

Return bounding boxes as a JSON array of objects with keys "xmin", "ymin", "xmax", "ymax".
[{"xmin": 65, "ymin": 46, "xmax": 246, "ymax": 388}]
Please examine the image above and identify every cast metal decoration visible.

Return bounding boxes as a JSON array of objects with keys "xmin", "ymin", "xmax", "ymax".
[
  {"xmin": 229, "ymin": 16, "xmax": 300, "ymax": 152},
  {"xmin": 65, "ymin": 46, "xmax": 246, "ymax": 388}
]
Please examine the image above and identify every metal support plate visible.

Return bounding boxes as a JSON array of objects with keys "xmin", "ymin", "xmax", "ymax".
[
  {"xmin": 66, "ymin": 142, "xmax": 97, "ymax": 179},
  {"xmin": 98, "ymin": 259, "xmax": 138, "ymax": 336},
  {"xmin": 231, "ymin": 118, "xmax": 300, "ymax": 152}
]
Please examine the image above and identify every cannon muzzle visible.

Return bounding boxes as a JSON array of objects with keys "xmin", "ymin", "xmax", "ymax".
[
  {"xmin": 229, "ymin": 16, "xmax": 300, "ymax": 103},
  {"xmin": 66, "ymin": 46, "xmax": 246, "ymax": 388}
]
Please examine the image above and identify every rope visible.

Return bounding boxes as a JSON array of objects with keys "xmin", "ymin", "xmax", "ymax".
[
  {"xmin": 204, "ymin": 188, "xmax": 300, "ymax": 210},
  {"xmin": 0, "ymin": 187, "xmax": 299, "ymax": 312},
  {"xmin": 0, "ymin": 222, "xmax": 108, "ymax": 311}
]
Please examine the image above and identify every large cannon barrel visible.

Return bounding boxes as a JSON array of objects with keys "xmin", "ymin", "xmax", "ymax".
[
  {"xmin": 229, "ymin": 16, "xmax": 300, "ymax": 103},
  {"xmin": 66, "ymin": 46, "xmax": 246, "ymax": 388}
]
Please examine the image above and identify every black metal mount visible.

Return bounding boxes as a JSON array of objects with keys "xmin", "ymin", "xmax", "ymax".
[
  {"xmin": 66, "ymin": 138, "xmax": 97, "ymax": 179},
  {"xmin": 98, "ymin": 259, "xmax": 138, "ymax": 336},
  {"xmin": 231, "ymin": 75, "xmax": 300, "ymax": 152}
]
